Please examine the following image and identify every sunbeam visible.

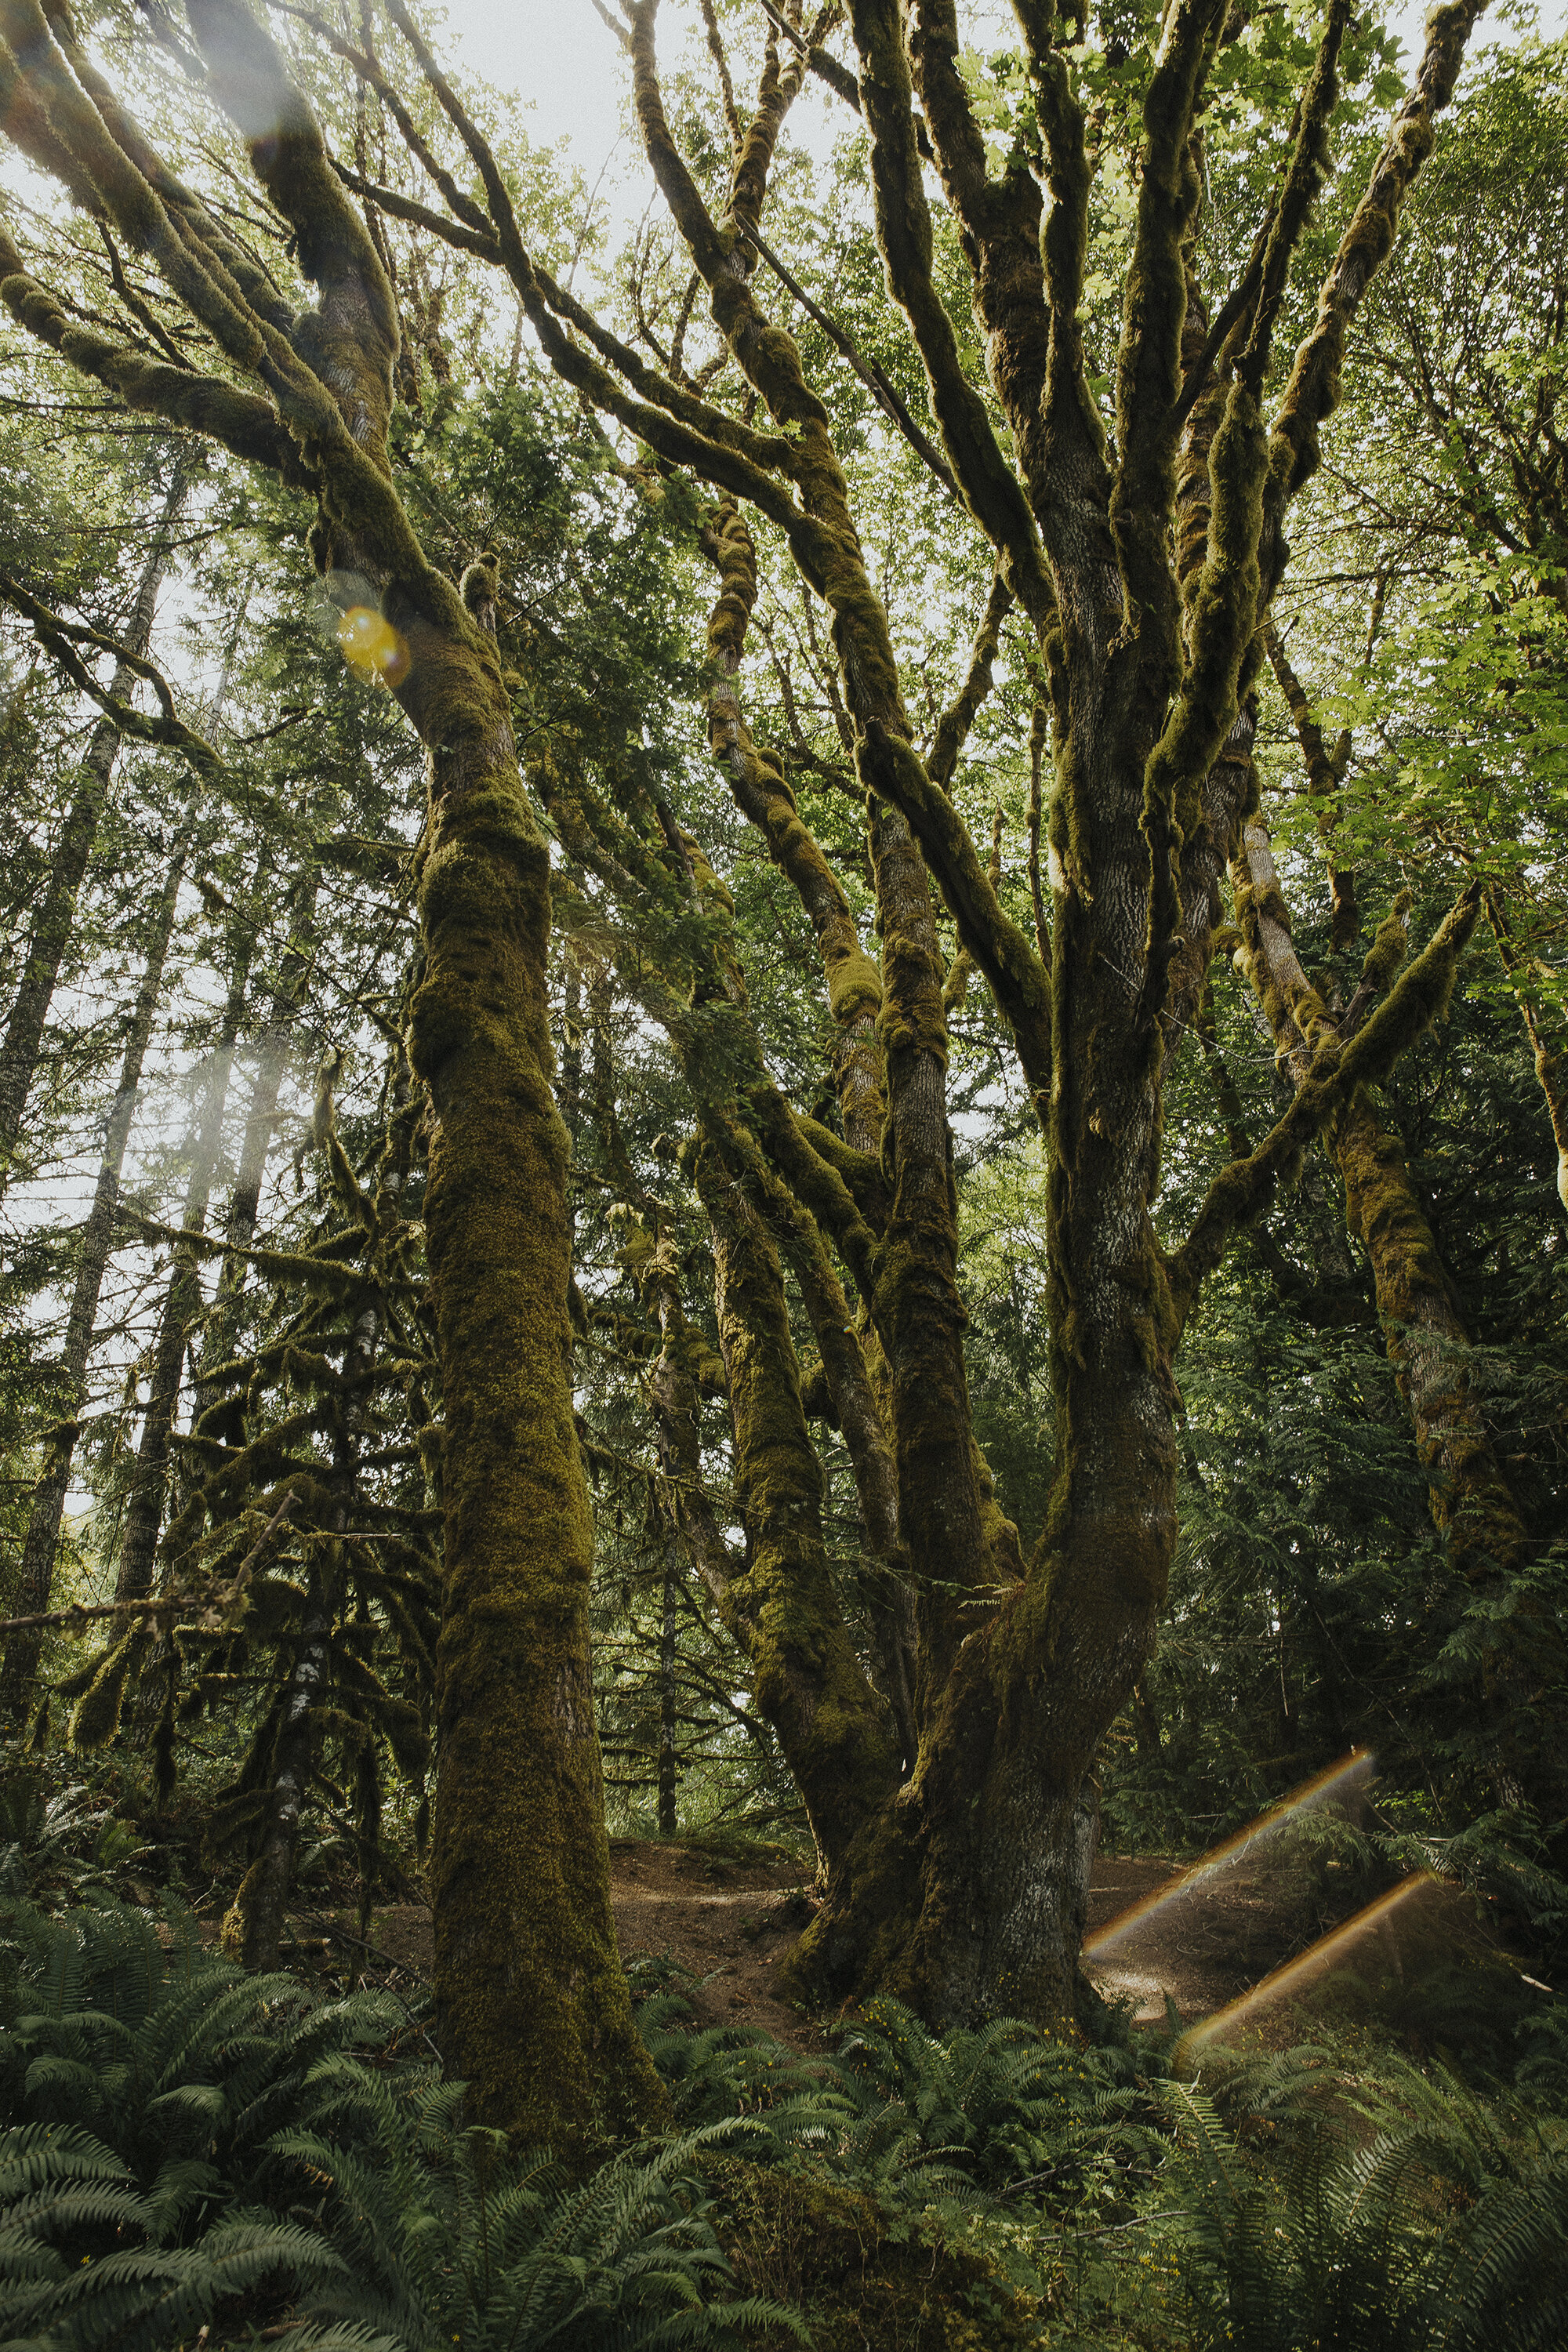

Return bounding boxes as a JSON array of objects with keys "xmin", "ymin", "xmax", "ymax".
[
  {"xmin": 1084, "ymin": 1748, "xmax": 1377, "ymax": 1962},
  {"xmin": 1176, "ymin": 1873, "xmax": 1436, "ymax": 2053}
]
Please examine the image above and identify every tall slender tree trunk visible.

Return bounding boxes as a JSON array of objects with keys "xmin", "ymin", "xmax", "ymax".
[
  {"xmin": 657, "ymin": 1545, "xmax": 678, "ymax": 1838},
  {"xmin": 0, "ymin": 829, "xmax": 191, "ymax": 1726},
  {"xmin": 116, "ymin": 949, "xmax": 251, "ymax": 1607},
  {"xmin": 0, "ymin": 452, "xmax": 195, "ymax": 1204},
  {"xmin": 192, "ymin": 867, "xmax": 319, "ymax": 1430}
]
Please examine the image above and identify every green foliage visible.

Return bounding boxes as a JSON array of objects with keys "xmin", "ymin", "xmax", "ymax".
[
  {"xmin": 1159, "ymin": 2055, "xmax": 1568, "ymax": 2350},
  {"xmin": 0, "ymin": 1772, "xmax": 147, "ymax": 1908},
  {"xmin": 272, "ymin": 2071, "xmax": 799, "ymax": 2352},
  {"xmin": 0, "ymin": 1897, "xmax": 402, "ymax": 2349},
  {"xmin": 13, "ymin": 1901, "xmax": 1568, "ymax": 2350},
  {"xmin": 0, "ymin": 1901, "xmax": 798, "ymax": 2350},
  {"xmin": 641, "ymin": 1987, "xmax": 1156, "ymax": 2231}
]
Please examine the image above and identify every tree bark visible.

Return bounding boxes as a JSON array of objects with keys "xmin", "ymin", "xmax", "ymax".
[
  {"xmin": 657, "ymin": 1544, "xmax": 678, "ymax": 1838},
  {"xmin": 0, "ymin": 451, "xmax": 195, "ymax": 1204},
  {"xmin": 0, "ymin": 829, "xmax": 191, "ymax": 1726},
  {"xmin": 0, "ymin": 0, "xmax": 660, "ymax": 2145},
  {"xmin": 115, "ymin": 946, "xmax": 251, "ymax": 1608},
  {"xmin": 0, "ymin": 0, "xmax": 1485, "ymax": 2070}
]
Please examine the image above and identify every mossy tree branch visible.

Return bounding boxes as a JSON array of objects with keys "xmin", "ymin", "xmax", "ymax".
[
  {"xmin": 1171, "ymin": 873, "xmax": 1481, "ymax": 1325},
  {"xmin": 845, "ymin": 0, "xmax": 1056, "ymax": 628},
  {"xmin": 1263, "ymin": 0, "xmax": 1490, "ymax": 590}
]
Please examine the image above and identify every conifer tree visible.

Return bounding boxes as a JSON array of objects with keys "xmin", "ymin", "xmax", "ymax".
[{"xmin": 0, "ymin": 815, "xmax": 193, "ymax": 1725}]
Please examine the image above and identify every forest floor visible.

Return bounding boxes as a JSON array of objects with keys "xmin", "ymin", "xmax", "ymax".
[{"xmin": 288, "ymin": 1837, "xmax": 1511, "ymax": 2049}]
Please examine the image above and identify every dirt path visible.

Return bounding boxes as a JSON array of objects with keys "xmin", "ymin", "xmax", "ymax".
[{"xmin": 303, "ymin": 1840, "xmax": 1501, "ymax": 2045}]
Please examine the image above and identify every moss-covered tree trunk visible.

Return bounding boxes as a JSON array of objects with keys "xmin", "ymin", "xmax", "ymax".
[
  {"xmin": 2, "ymin": 0, "xmax": 1490, "ymax": 2063},
  {"xmin": 0, "ymin": 0, "xmax": 659, "ymax": 2145},
  {"xmin": 1233, "ymin": 812, "xmax": 1533, "ymax": 1585},
  {"xmin": 694, "ymin": 1145, "xmax": 904, "ymax": 1875},
  {"xmin": 504, "ymin": 0, "xmax": 1485, "ymax": 2031}
]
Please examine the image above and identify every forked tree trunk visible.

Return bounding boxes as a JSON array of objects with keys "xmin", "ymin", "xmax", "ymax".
[
  {"xmin": 0, "ymin": 830, "xmax": 191, "ymax": 1726},
  {"xmin": 0, "ymin": 0, "xmax": 1489, "ymax": 2093}
]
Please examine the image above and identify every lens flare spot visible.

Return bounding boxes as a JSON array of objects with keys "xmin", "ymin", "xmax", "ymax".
[{"xmin": 337, "ymin": 605, "xmax": 409, "ymax": 688}]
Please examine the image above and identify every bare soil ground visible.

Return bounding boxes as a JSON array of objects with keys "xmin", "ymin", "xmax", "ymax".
[{"xmin": 289, "ymin": 1840, "xmax": 1509, "ymax": 2048}]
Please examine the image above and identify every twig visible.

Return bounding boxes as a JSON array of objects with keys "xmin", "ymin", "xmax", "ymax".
[{"xmin": 742, "ymin": 223, "xmax": 958, "ymax": 501}]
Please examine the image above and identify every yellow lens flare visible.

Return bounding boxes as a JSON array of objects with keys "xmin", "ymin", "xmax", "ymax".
[
  {"xmin": 1175, "ymin": 1872, "xmax": 1436, "ymax": 2056},
  {"xmin": 1084, "ymin": 1747, "xmax": 1376, "ymax": 1962},
  {"xmin": 336, "ymin": 605, "xmax": 410, "ymax": 688}
]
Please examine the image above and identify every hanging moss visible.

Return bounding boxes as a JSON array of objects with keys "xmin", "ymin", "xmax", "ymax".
[{"xmin": 66, "ymin": 1626, "xmax": 139, "ymax": 1751}]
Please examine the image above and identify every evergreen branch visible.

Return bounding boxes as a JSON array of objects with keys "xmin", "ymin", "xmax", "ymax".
[{"xmin": 0, "ymin": 1493, "xmax": 294, "ymax": 1639}]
